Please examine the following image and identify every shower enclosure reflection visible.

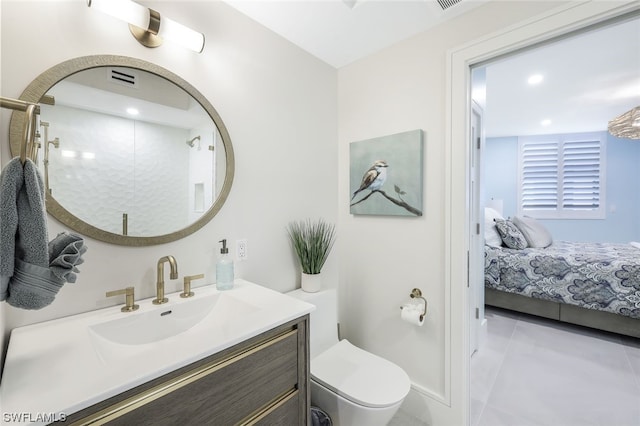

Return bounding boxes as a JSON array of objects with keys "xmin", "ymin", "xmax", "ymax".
[
  {"xmin": 40, "ymin": 94, "xmax": 220, "ymax": 237},
  {"xmin": 9, "ymin": 56, "xmax": 234, "ymax": 246}
]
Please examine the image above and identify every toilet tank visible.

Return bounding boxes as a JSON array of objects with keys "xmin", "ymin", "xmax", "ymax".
[{"xmin": 286, "ymin": 288, "xmax": 339, "ymax": 359}]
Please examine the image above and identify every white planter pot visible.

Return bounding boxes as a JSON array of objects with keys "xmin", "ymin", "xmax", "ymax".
[{"xmin": 301, "ymin": 272, "xmax": 322, "ymax": 293}]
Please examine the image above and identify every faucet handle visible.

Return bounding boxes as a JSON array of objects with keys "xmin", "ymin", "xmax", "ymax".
[
  {"xmin": 181, "ymin": 274, "xmax": 204, "ymax": 298},
  {"xmin": 106, "ymin": 286, "xmax": 139, "ymax": 312}
]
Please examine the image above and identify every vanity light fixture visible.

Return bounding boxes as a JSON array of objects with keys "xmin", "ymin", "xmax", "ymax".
[
  {"xmin": 608, "ymin": 106, "xmax": 640, "ymax": 140},
  {"xmin": 87, "ymin": 0, "xmax": 205, "ymax": 53},
  {"xmin": 540, "ymin": 119, "xmax": 552, "ymax": 127}
]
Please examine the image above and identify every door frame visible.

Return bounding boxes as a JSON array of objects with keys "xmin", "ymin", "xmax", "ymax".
[{"xmin": 444, "ymin": 2, "xmax": 640, "ymax": 424}]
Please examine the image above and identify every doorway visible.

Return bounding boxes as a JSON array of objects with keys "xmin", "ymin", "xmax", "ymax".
[
  {"xmin": 467, "ymin": 9, "xmax": 640, "ymax": 349},
  {"xmin": 444, "ymin": 2, "xmax": 639, "ymax": 425},
  {"xmin": 467, "ymin": 12, "xmax": 639, "ymax": 424}
]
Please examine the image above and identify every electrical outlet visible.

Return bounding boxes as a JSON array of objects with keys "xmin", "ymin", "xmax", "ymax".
[{"xmin": 237, "ymin": 239, "xmax": 247, "ymax": 260}]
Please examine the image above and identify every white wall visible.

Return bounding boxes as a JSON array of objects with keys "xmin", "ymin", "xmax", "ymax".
[{"xmin": 0, "ymin": 0, "xmax": 337, "ymax": 363}]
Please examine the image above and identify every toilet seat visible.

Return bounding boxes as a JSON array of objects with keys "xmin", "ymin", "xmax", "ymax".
[{"xmin": 311, "ymin": 339, "xmax": 410, "ymax": 408}]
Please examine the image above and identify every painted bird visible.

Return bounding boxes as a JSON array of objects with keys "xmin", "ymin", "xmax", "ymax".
[{"xmin": 351, "ymin": 160, "xmax": 388, "ymax": 200}]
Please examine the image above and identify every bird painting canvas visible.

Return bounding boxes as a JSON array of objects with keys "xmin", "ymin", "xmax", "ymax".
[{"xmin": 349, "ymin": 130, "xmax": 423, "ymax": 216}]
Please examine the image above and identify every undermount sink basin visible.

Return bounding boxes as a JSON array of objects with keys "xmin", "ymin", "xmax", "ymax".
[{"xmin": 89, "ymin": 292, "xmax": 259, "ymax": 345}]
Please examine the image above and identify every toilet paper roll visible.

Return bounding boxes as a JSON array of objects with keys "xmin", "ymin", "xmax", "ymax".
[{"xmin": 401, "ymin": 305, "xmax": 424, "ymax": 326}]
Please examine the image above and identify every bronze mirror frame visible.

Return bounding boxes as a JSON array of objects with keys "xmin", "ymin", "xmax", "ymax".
[{"xmin": 9, "ymin": 55, "xmax": 234, "ymax": 246}]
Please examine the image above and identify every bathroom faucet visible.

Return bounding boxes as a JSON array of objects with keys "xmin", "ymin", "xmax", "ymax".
[{"xmin": 153, "ymin": 255, "xmax": 178, "ymax": 305}]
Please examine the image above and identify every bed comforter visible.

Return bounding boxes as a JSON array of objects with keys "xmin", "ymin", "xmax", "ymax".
[{"xmin": 485, "ymin": 241, "xmax": 640, "ymax": 319}]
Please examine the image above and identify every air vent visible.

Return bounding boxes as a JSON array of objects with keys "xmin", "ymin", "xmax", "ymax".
[
  {"xmin": 108, "ymin": 67, "xmax": 138, "ymax": 88},
  {"xmin": 437, "ymin": 0, "xmax": 463, "ymax": 10}
]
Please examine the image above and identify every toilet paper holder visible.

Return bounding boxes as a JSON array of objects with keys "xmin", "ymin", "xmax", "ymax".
[{"xmin": 400, "ymin": 288, "xmax": 427, "ymax": 321}]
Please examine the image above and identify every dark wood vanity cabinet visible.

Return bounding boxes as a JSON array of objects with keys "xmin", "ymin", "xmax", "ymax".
[{"xmin": 62, "ymin": 316, "xmax": 309, "ymax": 426}]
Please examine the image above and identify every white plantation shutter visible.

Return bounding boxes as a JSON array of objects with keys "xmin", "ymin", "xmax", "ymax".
[
  {"xmin": 518, "ymin": 133, "xmax": 606, "ymax": 219},
  {"xmin": 521, "ymin": 142, "xmax": 559, "ymax": 211},
  {"xmin": 562, "ymin": 139, "xmax": 601, "ymax": 210}
]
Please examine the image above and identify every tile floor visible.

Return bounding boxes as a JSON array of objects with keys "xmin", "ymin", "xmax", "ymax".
[
  {"xmin": 471, "ymin": 307, "xmax": 640, "ymax": 426},
  {"xmin": 389, "ymin": 306, "xmax": 640, "ymax": 426}
]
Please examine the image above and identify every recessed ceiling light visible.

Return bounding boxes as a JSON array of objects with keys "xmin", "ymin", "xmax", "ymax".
[
  {"xmin": 528, "ymin": 74, "xmax": 544, "ymax": 85},
  {"xmin": 126, "ymin": 107, "xmax": 139, "ymax": 116},
  {"xmin": 541, "ymin": 119, "xmax": 552, "ymax": 126}
]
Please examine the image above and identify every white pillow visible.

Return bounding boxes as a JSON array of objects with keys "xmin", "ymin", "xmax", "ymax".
[
  {"xmin": 484, "ymin": 207, "xmax": 504, "ymax": 247},
  {"xmin": 512, "ymin": 215, "xmax": 553, "ymax": 248}
]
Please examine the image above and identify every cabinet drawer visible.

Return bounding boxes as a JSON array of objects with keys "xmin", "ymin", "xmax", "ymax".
[
  {"xmin": 250, "ymin": 389, "xmax": 300, "ymax": 426},
  {"xmin": 74, "ymin": 328, "xmax": 299, "ymax": 426}
]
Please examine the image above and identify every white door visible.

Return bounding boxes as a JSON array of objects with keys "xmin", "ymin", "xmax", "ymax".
[{"xmin": 469, "ymin": 101, "xmax": 485, "ymax": 356}]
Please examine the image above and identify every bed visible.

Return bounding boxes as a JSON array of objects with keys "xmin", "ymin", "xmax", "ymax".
[{"xmin": 483, "ymin": 211, "xmax": 640, "ymax": 338}]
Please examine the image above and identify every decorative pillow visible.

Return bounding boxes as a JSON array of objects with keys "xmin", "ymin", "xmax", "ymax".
[
  {"xmin": 484, "ymin": 207, "xmax": 504, "ymax": 247},
  {"xmin": 494, "ymin": 219, "xmax": 528, "ymax": 249},
  {"xmin": 512, "ymin": 215, "xmax": 553, "ymax": 248}
]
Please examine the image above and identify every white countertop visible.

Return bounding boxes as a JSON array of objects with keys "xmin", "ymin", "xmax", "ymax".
[{"xmin": 0, "ymin": 280, "xmax": 313, "ymax": 425}]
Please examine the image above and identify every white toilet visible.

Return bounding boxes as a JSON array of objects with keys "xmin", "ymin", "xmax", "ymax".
[{"xmin": 287, "ymin": 288, "xmax": 410, "ymax": 426}]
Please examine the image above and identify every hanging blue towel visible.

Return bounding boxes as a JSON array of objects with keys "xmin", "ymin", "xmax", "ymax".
[
  {"xmin": 0, "ymin": 157, "xmax": 89, "ymax": 310},
  {"xmin": 0, "ymin": 157, "xmax": 25, "ymax": 301},
  {"xmin": 1, "ymin": 158, "xmax": 87, "ymax": 309},
  {"xmin": 49, "ymin": 231, "xmax": 87, "ymax": 284},
  {"xmin": 8, "ymin": 259, "xmax": 64, "ymax": 310}
]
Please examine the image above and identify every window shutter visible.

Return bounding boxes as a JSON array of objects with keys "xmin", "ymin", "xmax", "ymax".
[
  {"xmin": 518, "ymin": 132, "xmax": 605, "ymax": 219},
  {"xmin": 521, "ymin": 141, "xmax": 559, "ymax": 211},
  {"xmin": 562, "ymin": 139, "xmax": 601, "ymax": 211}
]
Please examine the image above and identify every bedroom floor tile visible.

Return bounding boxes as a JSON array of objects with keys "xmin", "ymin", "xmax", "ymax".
[
  {"xmin": 622, "ymin": 336, "xmax": 640, "ymax": 385},
  {"xmin": 471, "ymin": 309, "xmax": 518, "ymax": 406},
  {"xmin": 483, "ymin": 308, "xmax": 518, "ymax": 353},
  {"xmin": 473, "ymin": 308, "xmax": 640, "ymax": 426}
]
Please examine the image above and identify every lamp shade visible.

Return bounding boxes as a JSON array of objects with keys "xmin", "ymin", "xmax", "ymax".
[
  {"xmin": 159, "ymin": 16, "xmax": 205, "ymax": 53},
  {"xmin": 87, "ymin": 0, "xmax": 149, "ymax": 30},
  {"xmin": 487, "ymin": 198, "xmax": 504, "ymax": 216}
]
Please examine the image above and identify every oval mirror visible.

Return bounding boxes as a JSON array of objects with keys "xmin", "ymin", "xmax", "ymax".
[{"xmin": 9, "ymin": 55, "xmax": 234, "ymax": 246}]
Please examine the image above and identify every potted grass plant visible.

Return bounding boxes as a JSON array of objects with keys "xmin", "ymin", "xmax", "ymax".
[{"xmin": 287, "ymin": 219, "xmax": 336, "ymax": 292}]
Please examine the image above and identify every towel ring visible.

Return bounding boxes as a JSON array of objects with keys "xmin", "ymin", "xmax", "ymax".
[
  {"xmin": 1, "ymin": 97, "xmax": 40, "ymax": 165},
  {"xmin": 20, "ymin": 104, "xmax": 37, "ymax": 165}
]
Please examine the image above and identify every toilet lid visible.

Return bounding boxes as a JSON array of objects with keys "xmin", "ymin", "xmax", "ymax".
[{"xmin": 311, "ymin": 339, "xmax": 410, "ymax": 408}]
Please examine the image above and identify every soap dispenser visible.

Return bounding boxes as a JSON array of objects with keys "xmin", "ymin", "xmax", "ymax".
[{"xmin": 216, "ymin": 239, "xmax": 234, "ymax": 290}]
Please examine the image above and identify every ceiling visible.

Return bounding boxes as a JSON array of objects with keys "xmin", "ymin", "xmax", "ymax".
[
  {"xmin": 478, "ymin": 16, "xmax": 640, "ymax": 137},
  {"xmin": 223, "ymin": 1, "xmax": 640, "ymax": 138},
  {"xmin": 223, "ymin": 0, "xmax": 489, "ymax": 68}
]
